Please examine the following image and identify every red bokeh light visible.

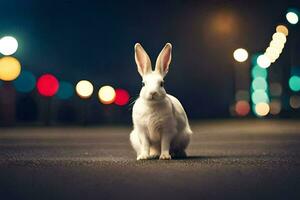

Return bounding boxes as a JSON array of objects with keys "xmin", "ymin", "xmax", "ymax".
[
  {"xmin": 37, "ymin": 74, "xmax": 59, "ymax": 97},
  {"xmin": 235, "ymin": 100, "xmax": 250, "ymax": 116},
  {"xmin": 114, "ymin": 88, "xmax": 130, "ymax": 106}
]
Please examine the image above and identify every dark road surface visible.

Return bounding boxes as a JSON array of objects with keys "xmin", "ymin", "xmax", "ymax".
[{"xmin": 0, "ymin": 120, "xmax": 300, "ymax": 200}]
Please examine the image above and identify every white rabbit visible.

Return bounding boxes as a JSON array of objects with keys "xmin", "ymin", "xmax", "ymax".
[{"xmin": 130, "ymin": 43, "xmax": 193, "ymax": 160}]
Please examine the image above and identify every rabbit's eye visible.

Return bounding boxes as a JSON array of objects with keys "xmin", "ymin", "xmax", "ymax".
[
  {"xmin": 160, "ymin": 81, "xmax": 164, "ymax": 87},
  {"xmin": 142, "ymin": 82, "xmax": 145, "ymax": 87}
]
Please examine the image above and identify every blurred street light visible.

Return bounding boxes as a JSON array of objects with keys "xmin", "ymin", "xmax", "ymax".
[
  {"xmin": 37, "ymin": 74, "xmax": 59, "ymax": 97},
  {"xmin": 0, "ymin": 36, "xmax": 18, "ymax": 55},
  {"xmin": 233, "ymin": 48, "xmax": 248, "ymax": 62},
  {"xmin": 255, "ymin": 102, "xmax": 270, "ymax": 117},
  {"xmin": 0, "ymin": 56, "xmax": 21, "ymax": 81},
  {"xmin": 114, "ymin": 88, "xmax": 130, "ymax": 106},
  {"xmin": 286, "ymin": 11, "xmax": 299, "ymax": 25},
  {"xmin": 76, "ymin": 80, "xmax": 94, "ymax": 99},
  {"xmin": 276, "ymin": 25, "xmax": 289, "ymax": 36},
  {"xmin": 98, "ymin": 85, "xmax": 116, "ymax": 104},
  {"xmin": 13, "ymin": 70, "xmax": 36, "ymax": 93},
  {"xmin": 257, "ymin": 54, "xmax": 271, "ymax": 68},
  {"xmin": 56, "ymin": 81, "xmax": 74, "ymax": 99}
]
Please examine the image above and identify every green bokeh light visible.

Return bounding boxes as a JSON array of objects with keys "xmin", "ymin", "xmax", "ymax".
[
  {"xmin": 252, "ymin": 77, "xmax": 268, "ymax": 91},
  {"xmin": 289, "ymin": 75, "xmax": 300, "ymax": 92},
  {"xmin": 56, "ymin": 81, "xmax": 74, "ymax": 99},
  {"xmin": 251, "ymin": 90, "xmax": 269, "ymax": 104},
  {"xmin": 252, "ymin": 65, "xmax": 267, "ymax": 78},
  {"xmin": 13, "ymin": 70, "xmax": 36, "ymax": 93},
  {"xmin": 251, "ymin": 54, "xmax": 260, "ymax": 65}
]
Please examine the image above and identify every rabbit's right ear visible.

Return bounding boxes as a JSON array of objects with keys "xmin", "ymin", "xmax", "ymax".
[{"xmin": 135, "ymin": 43, "xmax": 152, "ymax": 77}]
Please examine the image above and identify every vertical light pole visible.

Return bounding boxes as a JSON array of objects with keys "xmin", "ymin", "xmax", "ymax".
[{"xmin": 232, "ymin": 48, "xmax": 250, "ymax": 117}]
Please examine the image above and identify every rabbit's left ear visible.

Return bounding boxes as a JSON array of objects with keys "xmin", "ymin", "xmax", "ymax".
[{"xmin": 155, "ymin": 43, "xmax": 172, "ymax": 77}]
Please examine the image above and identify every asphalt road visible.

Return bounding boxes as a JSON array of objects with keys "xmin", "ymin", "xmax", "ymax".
[{"xmin": 0, "ymin": 120, "xmax": 300, "ymax": 200}]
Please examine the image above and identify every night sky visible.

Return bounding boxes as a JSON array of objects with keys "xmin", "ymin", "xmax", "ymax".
[{"xmin": 0, "ymin": 0, "xmax": 299, "ymax": 123}]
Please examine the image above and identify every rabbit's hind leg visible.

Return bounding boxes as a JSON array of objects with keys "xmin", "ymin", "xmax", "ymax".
[
  {"xmin": 170, "ymin": 133, "xmax": 190, "ymax": 159},
  {"xmin": 130, "ymin": 130, "xmax": 142, "ymax": 157}
]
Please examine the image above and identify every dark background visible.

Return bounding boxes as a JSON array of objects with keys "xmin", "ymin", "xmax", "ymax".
[{"xmin": 0, "ymin": 0, "xmax": 299, "ymax": 125}]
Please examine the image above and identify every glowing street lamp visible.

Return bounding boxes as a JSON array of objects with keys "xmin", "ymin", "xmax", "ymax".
[
  {"xmin": 257, "ymin": 54, "xmax": 271, "ymax": 68},
  {"xmin": 255, "ymin": 102, "xmax": 270, "ymax": 117},
  {"xmin": 0, "ymin": 36, "xmax": 18, "ymax": 55},
  {"xmin": 98, "ymin": 85, "xmax": 116, "ymax": 104},
  {"xmin": 286, "ymin": 11, "xmax": 299, "ymax": 25},
  {"xmin": 76, "ymin": 80, "xmax": 94, "ymax": 99},
  {"xmin": 233, "ymin": 48, "xmax": 248, "ymax": 62},
  {"xmin": 0, "ymin": 56, "xmax": 21, "ymax": 81}
]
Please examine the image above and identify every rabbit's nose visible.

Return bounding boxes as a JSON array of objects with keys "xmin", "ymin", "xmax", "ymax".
[{"xmin": 149, "ymin": 91, "xmax": 158, "ymax": 97}]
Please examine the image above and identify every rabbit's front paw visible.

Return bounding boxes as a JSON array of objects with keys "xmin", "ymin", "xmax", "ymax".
[
  {"xmin": 137, "ymin": 153, "xmax": 150, "ymax": 160},
  {"xmin": 159, "ymin": 153, "xmax": 172, "ymax": 160}
]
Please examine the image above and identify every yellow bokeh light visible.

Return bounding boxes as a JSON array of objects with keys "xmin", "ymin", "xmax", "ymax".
[
  {"xmin": 264, "ymin": 47, "xmax": 281, "ymax": 63},
  {"xmin": 0, "ymin": 36, "xmax": 18, "ymax": 56},
  {"xmin": 255, "ymin": 102, "xmax": 270, "ymax": 117},
  {"xmin": 269, "ymin": 40, "xmax": 284, "ymax": 50},
  {"xmin": 75, "ymin": 80, "xmax": 94, "ymax": 99},
  {"xmin": 233, "ymin": 48, "xmax": 248, "ymax": 62},
  {"xmin": 272, "ymin": 32, "xmax": 286, "ymax": 44},
  {"xmin": 0, "ymin": 56, "xmax": 21, "ymax": 81},
  {"xmin": 276, "ymin": 25, "xmax": 289, "ymax": 36},
  {"xmin": 98, "ymin": 85, "xmax": 116, "ymax": 104}
]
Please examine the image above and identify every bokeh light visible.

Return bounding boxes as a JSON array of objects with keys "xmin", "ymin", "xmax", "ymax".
[
  {"xmin": 269, "ymin": 40, "xmax": 284, "ymax": 50},
  {"xmin": 76, "ymin": 80, "xmax": 94, "ymax": 99},
  {"xmin": 289, "ymin": 75, "xmax": 300, "ymax": 92},
  {"xmin": 235, "ymin": 90, "xmax": 249, "ymax": 101},
  {"xmin": 235, "ymin": 100, "xmax": 250, "ymax": 116},
  {"xmin": 0, "ymin": 36, "xmax": 18, "ymax": 55},
  {"xmin": 252, "ymin": 77, "xmax": 268, "ymax": 91},
  {"xmin": 233, "ymin": 48, "xmax": 248, "ymax": 62},
  {"xmin": 290, "ymin": 95, "xmax": 300, "ymax": 109},
  {"xmin": 286, "ymin": 11, "xmax": 299, "ymax": 25},
  {"xmin": 251, "ymin": 65, "xmax": 267, "ymax": 78},
  {"xmin": 56, "ymin": 81, "xmax": 74, "ymax": 100},
  {"xmin": 114, "ymin": 88, "xmax": 130, "ymax": 106},
  {"xmin": 37, "ymin": 74, "xmax": 59, "ymax": 97},
  {"xmin": 257, "ymin": 54, "xmax": 271, "ymax": 68},
  {"xmin": 0, "ymin": 56, "xmax": 21, "ymax": 81},
  {"xmin": 255, "ymin": 102, "xmax": 270, "ymax": 117},
  {"xmin": 269, "ymin": 100, "xmax": 281, "ymax": 115},
  {"xmin": 251, "ymin": 90, "xmax": 269, "ymax": 104},
  {"xmin": 98, "ymin": 85, "xmax": 116, "ymax": 104},
  {"xmin": 276, "ymin": 25, "xmax": 289, "ymax": 36},
  {"xmin": 272, "ymin": 32, "xmax": 286, "ymax": 44},
  {"xmin": 269, "ymin": 82, "xmax": 282, "ymax": 96},
  {"xmin": 13, "ymin": 70, "xmax": 36, "ymax": 93}
]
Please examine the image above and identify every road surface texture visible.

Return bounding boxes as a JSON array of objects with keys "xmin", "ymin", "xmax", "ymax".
[{"xmin": 0, "ymin": 120, "xmax": 300, "ymax": 200}]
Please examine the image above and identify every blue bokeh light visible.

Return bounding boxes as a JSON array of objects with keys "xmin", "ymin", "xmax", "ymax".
[
  {"xmin": 56, "ymin": 81, "xmax": 74, "ymax": 99},
  {"xmin": 13, "ymin": 70, "xmax": 36, "ymax": 93}
]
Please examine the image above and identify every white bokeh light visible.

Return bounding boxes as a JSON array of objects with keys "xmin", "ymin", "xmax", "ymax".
[
  {"xmin": 76, "ymin": 80, "xmax": 94, "ymax": 98},
  {"xmin": 0, "ymin": 36, "xmax": 18, "ymax": 55},
  {"xmin": 98, "ymin": 85, "xmax": 116, "ymax": 104},
  {"xmin": 257, "ymin": 55, "xmax": 271, "ymax": 68},
  {"xmin": 233, "ymin": 48, "xmax": 248, "ymax": 62},
  {"xmin": 286, "ymin": 11, "xmax": 299, "ymax": 25}
]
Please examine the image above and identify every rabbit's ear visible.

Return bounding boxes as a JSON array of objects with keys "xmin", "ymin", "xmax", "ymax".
[
  {"xmin": 135, "ymin": 43, "xmax": 152, "ymax": 77},
  {"xmin": 155, "ymin": 43, "xmax": 172, "ymax": 77}
]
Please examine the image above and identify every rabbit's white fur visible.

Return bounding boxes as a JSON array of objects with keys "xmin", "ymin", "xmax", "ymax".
[{"xmin": 130, "ymin": 43, "xmax": 192, "ymax": 160}]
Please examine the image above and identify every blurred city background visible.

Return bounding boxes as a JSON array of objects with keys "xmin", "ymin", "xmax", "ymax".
[{"xmin": 0, "ymin": 0, "xmax": 299, "ymax": 126}]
